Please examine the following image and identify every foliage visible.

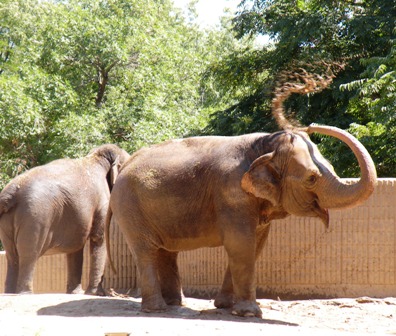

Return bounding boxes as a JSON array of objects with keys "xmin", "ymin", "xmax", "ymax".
[
  {"xmin": 338, "ymin": 29, "xmax": 396, "ymax": 176},
  {"xmin": 0, "ymin": 0, "xmax": 238, "ymax": 188},
  {"xmin": 206, "ymin": 0, "xmax": 396, "ymax": 177},
  {"xmin": 0, "ymin": 0, "xmax": 395, "ymax": 194}
]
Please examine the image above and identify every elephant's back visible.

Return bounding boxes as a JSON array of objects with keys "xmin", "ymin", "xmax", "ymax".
[
  {"xmin": 120, "ymin": 134, "xmax": 262, "ymax": 181},
  {"xmin": 112, "ymin": 134, "xmax": 263, "ymax": 208},
  {"xmin": 8, "ymin": 160, "xmax": 96, "ymax": 214},
  {"xmin": 118, "ymin": 138, "xmax": 224, "ymax": 192}
]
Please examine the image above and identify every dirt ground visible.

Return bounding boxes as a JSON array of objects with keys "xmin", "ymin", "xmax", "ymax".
[{"xmin": 0, "ymin": 293, "xmax": 395, "ymax": 336}]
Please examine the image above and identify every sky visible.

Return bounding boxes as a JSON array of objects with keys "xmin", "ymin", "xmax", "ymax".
[
  {"xmin": 172, "ymin": 0, "xmax": 241, "ymax": 27},
  {"xmin": 172, "ymin": 0, "xmax": 270, "ymax": 45}
]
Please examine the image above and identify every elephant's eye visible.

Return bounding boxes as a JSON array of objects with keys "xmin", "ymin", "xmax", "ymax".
[{"xmin": 306, "ymin": 173, "xmax": 318, "ymax": 187}]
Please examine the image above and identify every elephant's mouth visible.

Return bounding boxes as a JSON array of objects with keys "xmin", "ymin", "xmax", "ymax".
[
  {"xmin": 291, "ymin": 201, "xmax": 329, "ymax": 229},
  {"xmin": 311, "ymin": 200, "xmax": 329, "ymax": 229},
  {"xmin": 284, "ymin": 189, "xmax": 330, "ymax": 229}
]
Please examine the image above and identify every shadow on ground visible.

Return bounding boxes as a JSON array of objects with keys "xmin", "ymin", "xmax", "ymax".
[{"xmin": 37, "ymin": 297, "xmax": 299, "ymax": 327}]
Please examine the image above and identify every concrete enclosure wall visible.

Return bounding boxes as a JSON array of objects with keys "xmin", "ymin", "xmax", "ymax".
[{"xmin": 0, "ymin": 178, "xmax": 395, "ymax": 299}]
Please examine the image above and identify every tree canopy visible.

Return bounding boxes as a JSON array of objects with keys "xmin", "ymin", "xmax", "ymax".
[
  {"xmin": 206, "ymin": 0, "xmax": 395, "ymax": 177},
  {"xmin": 0, "ymin": 0, "xmax": 395, "ymax": 189},
  {"xmin": 0, "ymin": 0, "xmax": 245, "ymax": 187}
]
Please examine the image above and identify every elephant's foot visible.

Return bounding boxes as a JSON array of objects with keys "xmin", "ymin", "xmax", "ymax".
[
  {"xmin": 5, "ymin": 284, "xmax": 17, "ymax": 294},
  {"xmin": 231, "ymin": 300, "xmax": 262, "ymax": 318},
  {"xmin": 85, "ymin": 284, "xmax": 106, "ymax": 296},
  {"xmin": 214, "ymin": 292, "xmax": 234, "ymax": 309},
  {"xmin": 141, "ymin": 296, "xmax": 168, "ymax": 313},
  {"xmin": 16, "ymin": 282, "xmax": 34, "ymax": 294},
  {"xmin": 163, "ymin": 290, "xmax": 184, "ymax": 306},
  {"xmin": 164, "ymin": 296, "xmax": 183, "ymax": 306},
  {"xmin": 17, "ymin": 289, "xmax": 33, "ymax": 295},
  {"xmin": 67, "ymin": 284, "xmax": 84, "ymax": 294}
]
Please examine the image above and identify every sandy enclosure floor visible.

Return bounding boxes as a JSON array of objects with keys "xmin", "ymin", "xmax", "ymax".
[{"xmin": 0, "ymin": 294, "xmax": 395, "ymax": 336}]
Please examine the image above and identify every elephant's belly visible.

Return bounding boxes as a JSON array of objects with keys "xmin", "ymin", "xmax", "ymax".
[
  {"xmin": 161, "ymin": 234, "xmax": 223, "ymax": 252},
  {"xmin": 43, "ymin": 238, "xmax": 87, "ymax": 255},
  {"xmin": 43, "ymin": 245, "xmax": 85, "ymax": 255}
]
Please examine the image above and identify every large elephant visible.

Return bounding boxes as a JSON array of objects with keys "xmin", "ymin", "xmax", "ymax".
[
  {"xmin": 106, "ymin": 125, "xmax": 376, "ymax": 317},
  {"xmin": 0, "ymin": 144, "xmax": 129, "ymax": 295}
]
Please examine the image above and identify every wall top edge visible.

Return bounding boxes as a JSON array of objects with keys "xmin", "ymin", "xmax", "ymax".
[
  {"xmin": 341, "ymin": 178, "xmax": 396, "ymax": 184},
  {"xmin": 341, "ymin": 177, "xmax": 396, "ymax": 181}
]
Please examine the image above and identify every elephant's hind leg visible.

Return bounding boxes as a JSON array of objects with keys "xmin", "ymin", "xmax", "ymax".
[
  {"xmin": 3, "ymin": 241, "xmax": 19, "ymax": 293},
  {"xmin": 158, "ymin": 249, "xmax": 183, "ymax": 306},
  {"xmin": 85, "ymin": 236, "xmax": 106, "ymax": 296},
  {"xmin": 133, "ymin": 244, "xmax": 168, "ymax": 313},
  {"xmin": 214, "ymin": 266, "xmax": 234, "ymax": 309},
  {"xmin": 16, "ymin": 255, "xmax": 38, "ymax": 293},
  {"xmin": 66, "ymin": 248, "xmax": 84, "ymax": 294},
  {"xmin": 5, "ymin": 262, "xmax": 18, "ymax": 293}
]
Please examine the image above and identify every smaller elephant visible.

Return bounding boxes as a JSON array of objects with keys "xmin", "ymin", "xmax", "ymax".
[{"xmin": 0, "ymin": 144, "xmax": 129, "ymax": 294}]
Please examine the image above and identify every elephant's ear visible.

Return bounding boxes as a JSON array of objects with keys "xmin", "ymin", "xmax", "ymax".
[
  {"xmin": 110, "ymin": 156, "xmax": 121, "ymax": 187},
  {"xmin": 241, "ymin": 152, "xmax": 281, "ymax": 206}
]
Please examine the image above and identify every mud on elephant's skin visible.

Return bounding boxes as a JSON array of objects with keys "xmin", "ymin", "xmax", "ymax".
[
  {"xmin": 106, "ymin": 124, "xmax": 376, "ymax": 318},
  {"xmin": 0, "ymin": 144, "xmax": 129, "ymax": 295}
]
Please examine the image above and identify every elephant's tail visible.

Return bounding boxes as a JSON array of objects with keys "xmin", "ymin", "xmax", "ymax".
[
  {"xmin": 105, "ymin": 205, "xmax": 117, "ymax": 274},
  {"xmin": 0, "ymin": 183, "xmax": 19, "ymax": 217}
]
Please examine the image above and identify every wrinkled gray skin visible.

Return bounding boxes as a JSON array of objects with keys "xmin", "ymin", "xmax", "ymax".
[
  {"xmin": 106, "ymin": 125, "xmax": 376, "ymax": 317},
  {"xmin": 0, "ymin": 144, "xmax": 129, "ymax": 295}
]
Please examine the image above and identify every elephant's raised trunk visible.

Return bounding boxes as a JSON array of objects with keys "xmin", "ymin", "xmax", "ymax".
[{"xmin": 307, "ymin": 124, "xmax": 377, "ymax": 209}]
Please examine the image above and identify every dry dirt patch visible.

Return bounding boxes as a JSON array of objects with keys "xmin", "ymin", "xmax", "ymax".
[{"xmin": 0, "ymin": 294, "xmax": 394, "ymax": 335}]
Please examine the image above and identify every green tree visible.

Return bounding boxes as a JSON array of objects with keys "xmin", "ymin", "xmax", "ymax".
[
  {"xmin": 0, "ymin": 0, "xmax": 241, "ymax": 188},
  {"xmin": 206, "ymin": 0, "xmax": 395, "ymax": 177},
  {"xmin": 0, "ymin": 0, "xmax": 49, "ymax": 180},
  {"xmin": 339, "ymin": 29, "xmax": 396, "ymax": 176}
]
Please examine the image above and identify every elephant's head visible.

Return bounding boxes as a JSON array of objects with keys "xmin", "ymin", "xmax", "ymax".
[
  {"xmin": 88, "ymin": 144, "xmax": 130, "ymax": 189},
  {"xmin": 241, "ymin": 125, "xmax": 377, "ymax": 227}
]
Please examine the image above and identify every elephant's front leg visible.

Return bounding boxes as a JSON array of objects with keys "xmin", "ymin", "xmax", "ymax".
[
  {"xmin": 222, "ymin": 224, "xmax": 261, "ymax": 317},
  {"xmin": 85, "ymin": 236, "xmax": 106, "ymax": 296},
  {"xmin": 226, "ymin": 243, "xmax": 260, "ymax": 317},
  {"xmin": 66, "ymin": 248, "xmax": 84, "ymax": 294},
  {"xmin": 215, "ymin": 223, "xmax": 271, "ymax": 314}
]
